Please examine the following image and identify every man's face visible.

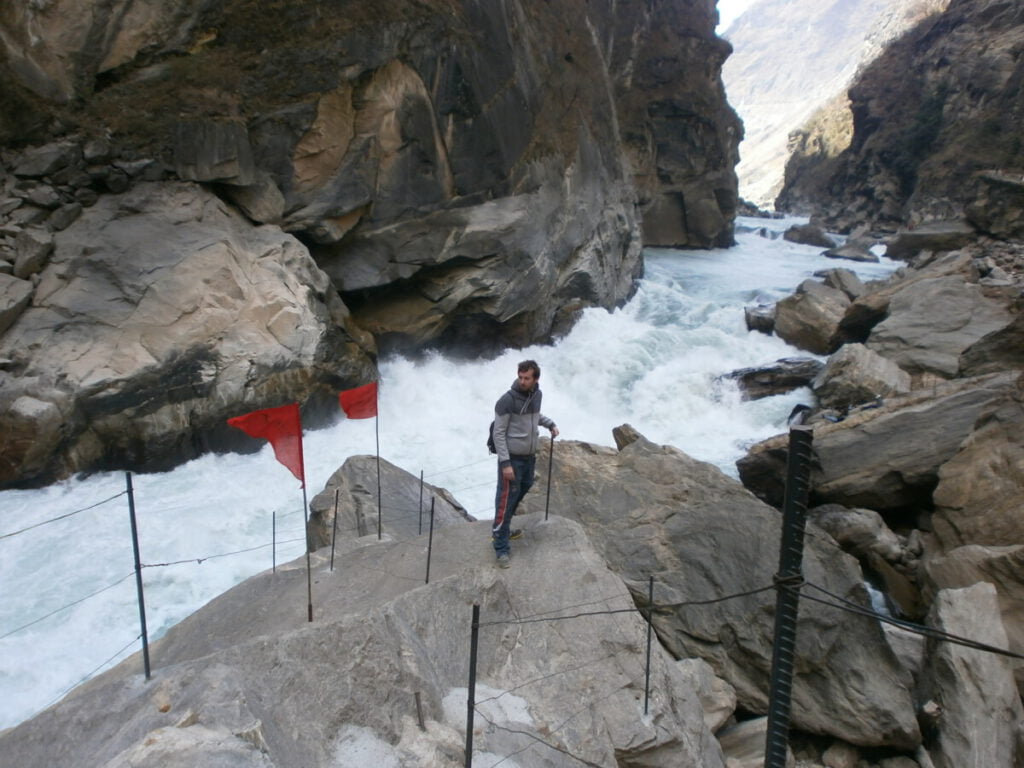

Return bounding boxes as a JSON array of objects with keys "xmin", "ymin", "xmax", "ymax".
[{"xmin": 517, "ymin": 369, "xmax": 538, "ymax": 391}]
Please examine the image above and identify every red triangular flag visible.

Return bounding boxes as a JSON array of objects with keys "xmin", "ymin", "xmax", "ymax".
[
  {"xmin": 227, "ymin": 403, "xmax": 305, "ymax": 486},
  {"xmin": 339, "ymin": 381, "xmax": 378, "ymax": 419}
]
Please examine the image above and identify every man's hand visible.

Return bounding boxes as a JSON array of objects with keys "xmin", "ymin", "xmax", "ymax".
[
  {"xmin": 550, "ymin": 426, "xmax": 560, "ymax": 438},
  {"xmin": 502, "ymin": 465, "xmax": 515, "ymax": 481}
]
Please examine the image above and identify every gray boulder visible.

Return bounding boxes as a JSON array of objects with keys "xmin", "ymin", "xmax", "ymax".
[
  {"xmin": 812, "ymin": 342, "xmax": 912, "ymax": 410},
  {"xmin": 12, "ymin": 226, "xmax": 53, "ymax": 278},
  {"xmin": 676, "ymin": 658, "xmax": 737, "ymax": 734},
  {"xmin": 783, "ymin": 223, "xmax": 837, "ymax": 248},
  {"xmin": 521, "ymin": 431, "xmax": 920, "ymax": 749},
  {"xmin": 810, "ymin": 504, "xmax": 904, "ymax": 564},
  {"xmin": 883, "ymin": 220, "xmax": 976, "ymax": 261},
  {"xmin": 922, "ymin": 545, "xmax": 1024, "ymax": 689},
  {"xmin": 0, "ymin": 182, "xmax": 376, "ymax": 487},
  {"xmin": 823, "ymin": 241, "xmax": 879, "ymax": 263},
  {"xmin": 774, "ymin": 278, "xmax": 851, "ymax": 355},
  {"xmin": 866, "ymin": 275, "xmax": 1015, "ymax": 378},
  {"xmin": 738, "ymin": 372, "xmax": 1018, "ymax": 512},
  {"xmin": 918, "ymin": 583, "xmax": 1024, "ymax": 768},
  {"xmin": 744, "ymin": 303, "xmax": 776, "ymax": 334},
  {"xmin": 931, "ymin": 374, "xmax": 1024, "ymax": 551},
  {"xmin": 723, "ymin": 357, "xmax": 824, "ymax": 400},
  {"xmin": 307, "ymin": 455, "xmax": 472, "ymax": 548},
  {"xmin": 0, "ymin": 272, "xmax": 33, "ymax": 334},
  {"xmin": 12, "ymin": 141, "xmax": 81, "ymax": 177},
  {"xmin": 819, "ymin": 267, "xmax": 867, "ymax": 299},
  {"xmin": 0, "ymin": 515, "xmax": 727, "ymax": 768}
]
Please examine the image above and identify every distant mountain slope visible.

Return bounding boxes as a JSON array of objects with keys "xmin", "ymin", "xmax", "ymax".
[
  {"xmin": 722, "ymin": 0, "xmax": 948, "ymax": 207},
  {"xmin": 777, "ymin": 0, "xmax": 1024, "ymax": 233}
]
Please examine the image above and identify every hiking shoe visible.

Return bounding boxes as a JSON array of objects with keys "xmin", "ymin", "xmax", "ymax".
[
  {"xmin": 497, "ymin": 553, "xmax": 511, "ymax": 569},
  {"xmin": 492, "ymin": 529, "xmax": 523, "ymax": 542}
]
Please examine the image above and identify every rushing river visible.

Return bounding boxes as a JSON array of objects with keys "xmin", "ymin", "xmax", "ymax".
[{"xmin": 0, "ymin": 215, "xmax": 899, "ymax": 729}]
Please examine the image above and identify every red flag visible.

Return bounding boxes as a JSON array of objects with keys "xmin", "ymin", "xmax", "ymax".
[
  {"xmin": 339, "ymin": 381, "xmax": 378, "ymax": 419},
  {"xmin": 227, "ymin": 403, "xmax": 305, "ymax": 486}
]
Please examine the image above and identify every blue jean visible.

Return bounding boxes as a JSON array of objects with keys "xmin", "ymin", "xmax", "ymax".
[{"xmin": 492, "ymin": 455, "xmax": 535, "ymax": 555}]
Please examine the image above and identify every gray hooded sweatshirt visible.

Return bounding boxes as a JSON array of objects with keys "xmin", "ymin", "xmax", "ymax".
[{"xmin": 493, "ymin": 380, "xmax": 556, "ymax": 468}]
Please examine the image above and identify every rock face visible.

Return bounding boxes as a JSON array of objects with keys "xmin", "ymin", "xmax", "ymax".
[
  {"xmin": 722, "ymin": 0, "xmax": 948, "ymax": 207},
  {"xmin": 0, "ymin": 0, "xmax": 741, "ymax": 485},
  {"xmin": 520, "ymin": 431, "xmax": 921, "ymax": 749},
  {"xmin": 773, "ymin": 278, "xmax": 851, "ymax": 355},
  {"xmin": 0, "ymin": 183, "xmax": 376, "ymax": 486},
  {"xmin": 0, "ymin": 514, "xmax": 730, "ymax": 768},
  {"xmin": 777, "ymin": 0, "xmax": 1024, "ymax": 232},
  {"xmin": 307, "ymin": 455, "xmax": 472, "ymax": 548},
  {"xmin": 918, "ymin": 584, "xmax": 1024, "ymax": 768},
  {"xmin": 930, "ymin": 375, "xmax": 1024, "ymax": 551},
  {"xmin": 867, "ymin": 275, "xmax": 1015, "ymax": 377},
  {"xmin": 812, "ymin": 342, "xmax": 913, "ymax": 410},
  {"xmin": 723, "ymin": 357, "xmax": 824, "ymax": 400},
  {"xmin": 739, "ymin": 372, "xmax": 1018, "ymax": 512}
]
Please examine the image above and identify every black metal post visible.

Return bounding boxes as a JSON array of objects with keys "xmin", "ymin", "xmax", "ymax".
[
  {"xmin": 376, "ymin": 415, "xmax": 382, "ymax": 540},
  {"xmin": 544, "ymin": 437, "xmax": 555, "ymax": 521},
  {"xmin": 425, "ymin": 498, "xmax": 436, "ymax": 584},
  {"xmin": 764, "ymin": 425, "xmax": 815, "ymax": 768},
  {"xmin": 330, "ymin": 488, "xmax": 340, "ymax": 572},
  {"xmin": 125, "ymin": 472, "xmax": 151, "ymax": 680},
  {"xmin": 644, "ymin": 575, "xmax": 654, "ymax": 715},
  {"xmin": 465, "ymin": 603, "xmax": 480, "ymax": 768},
  {"xmin": 302, "ymin": 485, "xmax": 313, "ymax": 623}
]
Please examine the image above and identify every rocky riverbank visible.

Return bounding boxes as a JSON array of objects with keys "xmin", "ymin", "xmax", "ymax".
[{"xmin": 733, "ymin": 223, "xmax": 1023, "ymax": 765}]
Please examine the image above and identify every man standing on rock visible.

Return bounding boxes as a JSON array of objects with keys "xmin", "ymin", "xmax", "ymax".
[{"xmin": 491, "ymin": 360, "xmax": 559, "ymax": 568}]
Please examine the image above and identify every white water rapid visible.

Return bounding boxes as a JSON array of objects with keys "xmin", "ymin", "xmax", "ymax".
[{"xmin": 0, "ymin": 216, "xmax": 899, "ymax": 729}]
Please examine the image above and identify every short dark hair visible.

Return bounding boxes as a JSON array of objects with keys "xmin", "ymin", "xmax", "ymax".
[{"xmin": 518, "ymin": 359, "xmax": 540, "ymax": 379}]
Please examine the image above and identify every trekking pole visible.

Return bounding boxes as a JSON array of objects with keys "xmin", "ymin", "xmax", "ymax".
[{"xmin": 544, "ymin": 436, "xmax": 555, "ymax": 521}]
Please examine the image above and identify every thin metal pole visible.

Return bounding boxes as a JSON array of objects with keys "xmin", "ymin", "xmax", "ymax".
[
  {"xmin": 425, "ymin": 498, "xmax": 436, "ymax": 584},
  {"xmin": 764, "ymin": 425, "xmax": 814, "ymax": 768},
  {"xmin": 376, "ymin": 414, "xmax": 382, "ymax": 539},
  {"xmin": 418, "ymin": 470, "xmax": 424, "ymax": 536},
  {"xmin": 415, "ymin": 691, "xmax": 426, "ymax": 730},
  {"xmin": 644, "ymin": 575, "xmax": 654, "ymax": 714},
  {"xmin": 465, "ymin": 603, "xmax": 480, "ymax": 768},
  {"xmin": 544, "ymin": 437, "xmax": 555, "ymax": 521},
  {"xmin": 125, "ymin": 472, "xmax": 151, "ymax": 680},
  {"xmin": 302, "ymin": 485, "xmax": 313, "ymax": 623},
  {"xmin": 330, "ymin": 488, "xmax": 340, "ymax": 572}
]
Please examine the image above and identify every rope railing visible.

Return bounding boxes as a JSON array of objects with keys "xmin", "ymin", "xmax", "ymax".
[
  {"xmin": 30, "ymin": 632, "xmax": 143, "ymax": 721},
  {"xmin": 0, "ymin": 491, "xmax": 128, "ymax": 540},
  {"xmin": 0, "ymin": 571, "xmax": 137, "ymax": 640}
]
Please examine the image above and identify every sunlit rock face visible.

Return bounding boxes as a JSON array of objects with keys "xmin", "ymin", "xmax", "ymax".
[
  {"xmin": 722, "ymin": 0, "xmax": 947, "ymax": 210},
  {"xmin": 775, "ymin": 0, "xmax": 1024, "ymax": 232}
]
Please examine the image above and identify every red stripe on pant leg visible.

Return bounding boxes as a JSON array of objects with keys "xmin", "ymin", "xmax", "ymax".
[{"xmin": 493, "ymin": 476, "xmax": 511, "ymax": 534}]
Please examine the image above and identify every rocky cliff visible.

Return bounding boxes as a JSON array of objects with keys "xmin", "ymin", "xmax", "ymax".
[
  {"xmin": 777, "ymin": 0, "xmax": 1024, "ymax": 232},
  {"xmin": 0, "ymin": 0, "xmax": 740, "ymax": 487},
  {"xmin": 721, "ymin": 0, "xmax": 946, "ymax": 208}
]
